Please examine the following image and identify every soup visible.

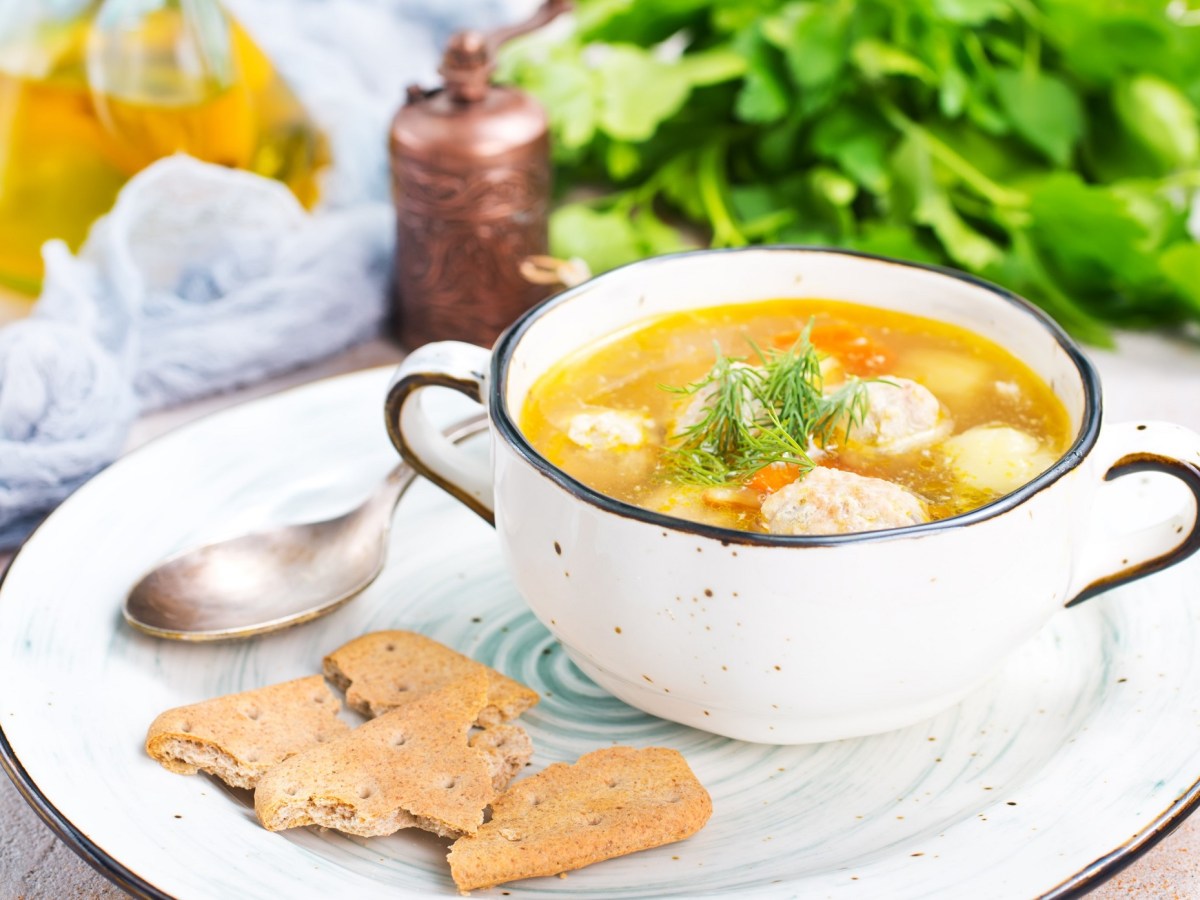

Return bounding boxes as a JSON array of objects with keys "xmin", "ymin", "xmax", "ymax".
[{"xmin": 519, "ymin": 299, "xmax": 1072, "ymax": 535}]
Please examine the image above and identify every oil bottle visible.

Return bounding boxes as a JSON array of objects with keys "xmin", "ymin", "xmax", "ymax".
[{"xmin": 0, "ymin": 0, "xmax": 327, "ymax": 295}]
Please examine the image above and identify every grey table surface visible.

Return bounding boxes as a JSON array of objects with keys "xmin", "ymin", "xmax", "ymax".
[{"xmin": 2, "ymin": 331, "xmax": 1200, "ymax": 900}]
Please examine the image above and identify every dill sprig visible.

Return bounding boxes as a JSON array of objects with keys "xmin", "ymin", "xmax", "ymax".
[{"xmin": 661, "ymin": 324, "xmax": 868, "ymax": 485}]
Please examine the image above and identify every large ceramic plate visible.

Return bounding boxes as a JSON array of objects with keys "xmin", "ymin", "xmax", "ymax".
[{"xmin": 2, "ymin": 367, "xmax": 1199, "ymax": 900}]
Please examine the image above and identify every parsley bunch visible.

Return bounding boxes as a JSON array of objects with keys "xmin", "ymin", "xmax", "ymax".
[{"xmin": 499, "ymin": 0, "xmax": 1200, "ymax": 344}]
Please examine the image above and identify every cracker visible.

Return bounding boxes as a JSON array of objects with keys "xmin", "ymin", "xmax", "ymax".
[
  {"xmin": 323, "ymin": 629, "xmax": 538, "ymax": 726},
  {"xmin": 254, "ymin": 670, "xmax": 530, "ymax": 839},
  {"xmin": 447, "ymin": 746, "xmax": 712, "ymax": 891},
  {"xmin": 145, "ymin": 675, "xmax": 349, "ymax": 790}
]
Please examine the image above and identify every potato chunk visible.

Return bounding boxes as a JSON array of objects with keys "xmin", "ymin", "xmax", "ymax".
[
  {"xmin": 901, "ymin": 349, "xmax": 990, "ymax": 404},
  {"xmin": 761, "ymin": 467, "xmax": 928, "ymax": 535},
  {"xmin": 940, "ymin": 425, "xmax": 1058, "ymax": 495}
]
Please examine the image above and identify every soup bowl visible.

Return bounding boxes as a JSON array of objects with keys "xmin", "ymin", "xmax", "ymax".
[{"xmin": 385, "ymin": 247, "xmax": 1200, "ymax": 744}]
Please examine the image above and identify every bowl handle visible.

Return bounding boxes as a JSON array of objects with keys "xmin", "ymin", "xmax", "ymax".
[
  {"xmin": 1065, "ymin": 421, "xmax": 1200, "ymax": 607},
  {"xmin": 385, "ymin": 341, "xmax": 496, "ymax": 525}
]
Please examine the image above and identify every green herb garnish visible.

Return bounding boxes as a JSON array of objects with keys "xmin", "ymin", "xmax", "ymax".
[{"xmin": 661, "ymin": 326, "xmax": 868, "ymax": 485}]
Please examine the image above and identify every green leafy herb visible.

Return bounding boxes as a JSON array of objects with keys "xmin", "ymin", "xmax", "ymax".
[
  {"xmin": 499, "ymin": 0, "xmax": 1200, "ymax": 344},
  {"xmin": 661, "ymin": 327, "xmax": 868, "ymax": 484}
]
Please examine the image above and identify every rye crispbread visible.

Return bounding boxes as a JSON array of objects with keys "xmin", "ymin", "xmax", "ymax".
[
  {"xmin": 145, "ymin": 675, "xmax": 349, "ymax": 790},
  {"xmin": 254, "ymin": 669, "xmax": 532, "ymax": 839},
  {"xmin": 322, "ymin": 629, "xmax": 539, "ymax": 726},
  {"xmin": 447, "ymin": 746, "xmax": 712, "ymax": 890}
]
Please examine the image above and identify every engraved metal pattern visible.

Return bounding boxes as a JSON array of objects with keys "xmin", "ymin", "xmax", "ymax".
[{"xmin": 393, "ymin": 150, "xmax": 552, "ymax": 349}]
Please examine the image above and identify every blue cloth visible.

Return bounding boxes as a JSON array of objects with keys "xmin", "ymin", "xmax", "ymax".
[{"xmin": 0, "ymin": 0, "xmax": 537, "ymax": 548}]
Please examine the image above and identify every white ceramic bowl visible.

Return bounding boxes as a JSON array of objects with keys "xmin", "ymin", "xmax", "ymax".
[{"xmin": 386, "ymin": 247, "xmax": 1200, "ymax": 744}]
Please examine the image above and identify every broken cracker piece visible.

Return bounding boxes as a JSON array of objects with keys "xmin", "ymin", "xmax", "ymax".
[
  {"xmin": 448, "ymin": 746, "xmax": 712, "ymax": 891},
  {"xmin": 145, "ymin": 675, "xmax": 349, "ymax": 790},
  {"xmin": 323, "ymin": 629, "xmax": 539, "ymax": 726},
  {"xmin": 470, "ymin": 723, "xmax": 534, "ymax": 794},
  {"xmin": 254, "ymin": 670, "xmax": 529, "ymax": 839}
]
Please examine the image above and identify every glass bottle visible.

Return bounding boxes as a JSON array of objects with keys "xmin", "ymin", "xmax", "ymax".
[
  {"xmin": 0, "ymin": 0, "xmax": 327, "ymax": 296},
  {"xmin": 0, "ymin": 0, "xmax": 112, "ymax": 294}
]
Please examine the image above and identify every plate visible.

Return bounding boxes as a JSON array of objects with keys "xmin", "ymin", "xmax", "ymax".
[{"xmin": 3, "ymin": 366, "xmax": 1200, "ymax": 899}]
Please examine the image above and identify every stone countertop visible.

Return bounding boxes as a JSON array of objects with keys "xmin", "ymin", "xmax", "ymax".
[{"xmin": 2, "ymin": 331, "xmax": 1200, "ymax": 899}]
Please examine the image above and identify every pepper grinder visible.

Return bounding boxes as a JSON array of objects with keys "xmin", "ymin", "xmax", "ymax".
[{"xmin": 390, "ymin": 1, "xmax": 569, "ymax": 349}]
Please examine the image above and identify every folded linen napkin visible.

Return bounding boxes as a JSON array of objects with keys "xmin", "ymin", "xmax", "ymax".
[{"xmin": 0, "ymin": 0, "xmax": 536, "ymax": 549}]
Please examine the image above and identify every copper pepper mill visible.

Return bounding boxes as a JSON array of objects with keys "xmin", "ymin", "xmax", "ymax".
[{"xmin": 389, "ymin": 1, "xmax": 569, "ymax": 350}]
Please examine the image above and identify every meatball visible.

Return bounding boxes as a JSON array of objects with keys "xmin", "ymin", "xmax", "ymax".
[
  {"xmin": 761, "ymin": 467, "xmax": 929, "ymax": 535},
  {"xmin": 567, "ymin": 409, "xmax": 654, "ymax": 451},
  {"xmin": 846, "ymin": 376, "xmax": 949, "ymax": 452}
]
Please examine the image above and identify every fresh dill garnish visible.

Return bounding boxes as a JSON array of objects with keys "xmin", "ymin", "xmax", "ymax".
[{"xmin": 660, "ymin": 323, "xmax": 869, "ymax": 485}]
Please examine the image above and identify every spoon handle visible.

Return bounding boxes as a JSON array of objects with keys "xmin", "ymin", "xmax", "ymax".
[{"xmin": 378, "ymin": 412, "xmax": 491, "ymax": 513}]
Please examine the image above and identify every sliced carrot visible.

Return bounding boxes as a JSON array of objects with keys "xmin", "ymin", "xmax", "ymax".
[
  {"xmin": 771, "ymin": 323, "xmax": 894, "ymax": 375},
  {"xmin": 770, "ymin": 330, "xmax": 802, "ymax": 350},
  {"xmin": 745, "ymin": 462, "xmax": 804, "ymax": 494},
  {"xmin": 810, "ymin": 323, "xmax": 894, "ymax": 375}
]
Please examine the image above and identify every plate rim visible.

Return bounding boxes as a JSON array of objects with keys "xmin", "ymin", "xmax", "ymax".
[{"xmin": 1, "ymin": 364, "xmax": 1197, "ymax": 900}]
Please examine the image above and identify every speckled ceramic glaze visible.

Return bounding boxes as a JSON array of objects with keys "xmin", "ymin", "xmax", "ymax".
[
  {"xmin": 2, "ymin": 369, "xmax": 1200, "ymax": 899},
  {"xmin": 388, "ymin": 247, "xmax": 1200, "ymax": 744}
]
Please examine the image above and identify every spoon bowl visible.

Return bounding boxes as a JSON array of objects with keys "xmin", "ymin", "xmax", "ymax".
[{"xmin": 124, "ymin": 413, "xmax": 487, "ymax": 641}]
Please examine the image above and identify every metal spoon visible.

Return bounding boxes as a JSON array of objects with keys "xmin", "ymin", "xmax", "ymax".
[{"xmin": 123, "ymin": 413, "xmax": 488, "ymax": 642}]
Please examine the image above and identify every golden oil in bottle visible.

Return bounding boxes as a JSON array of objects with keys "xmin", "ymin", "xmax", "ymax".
[
  {"xmin": 0, "ymin": 8, "xmax": 126, "ymax": 294},
  {"xmin": 0, "ymin": 0, "xmax": 327, "ymax": 296},
  {"xmin": 87, "ymin": 2, "xmax": 327, "ymax": 206}
]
